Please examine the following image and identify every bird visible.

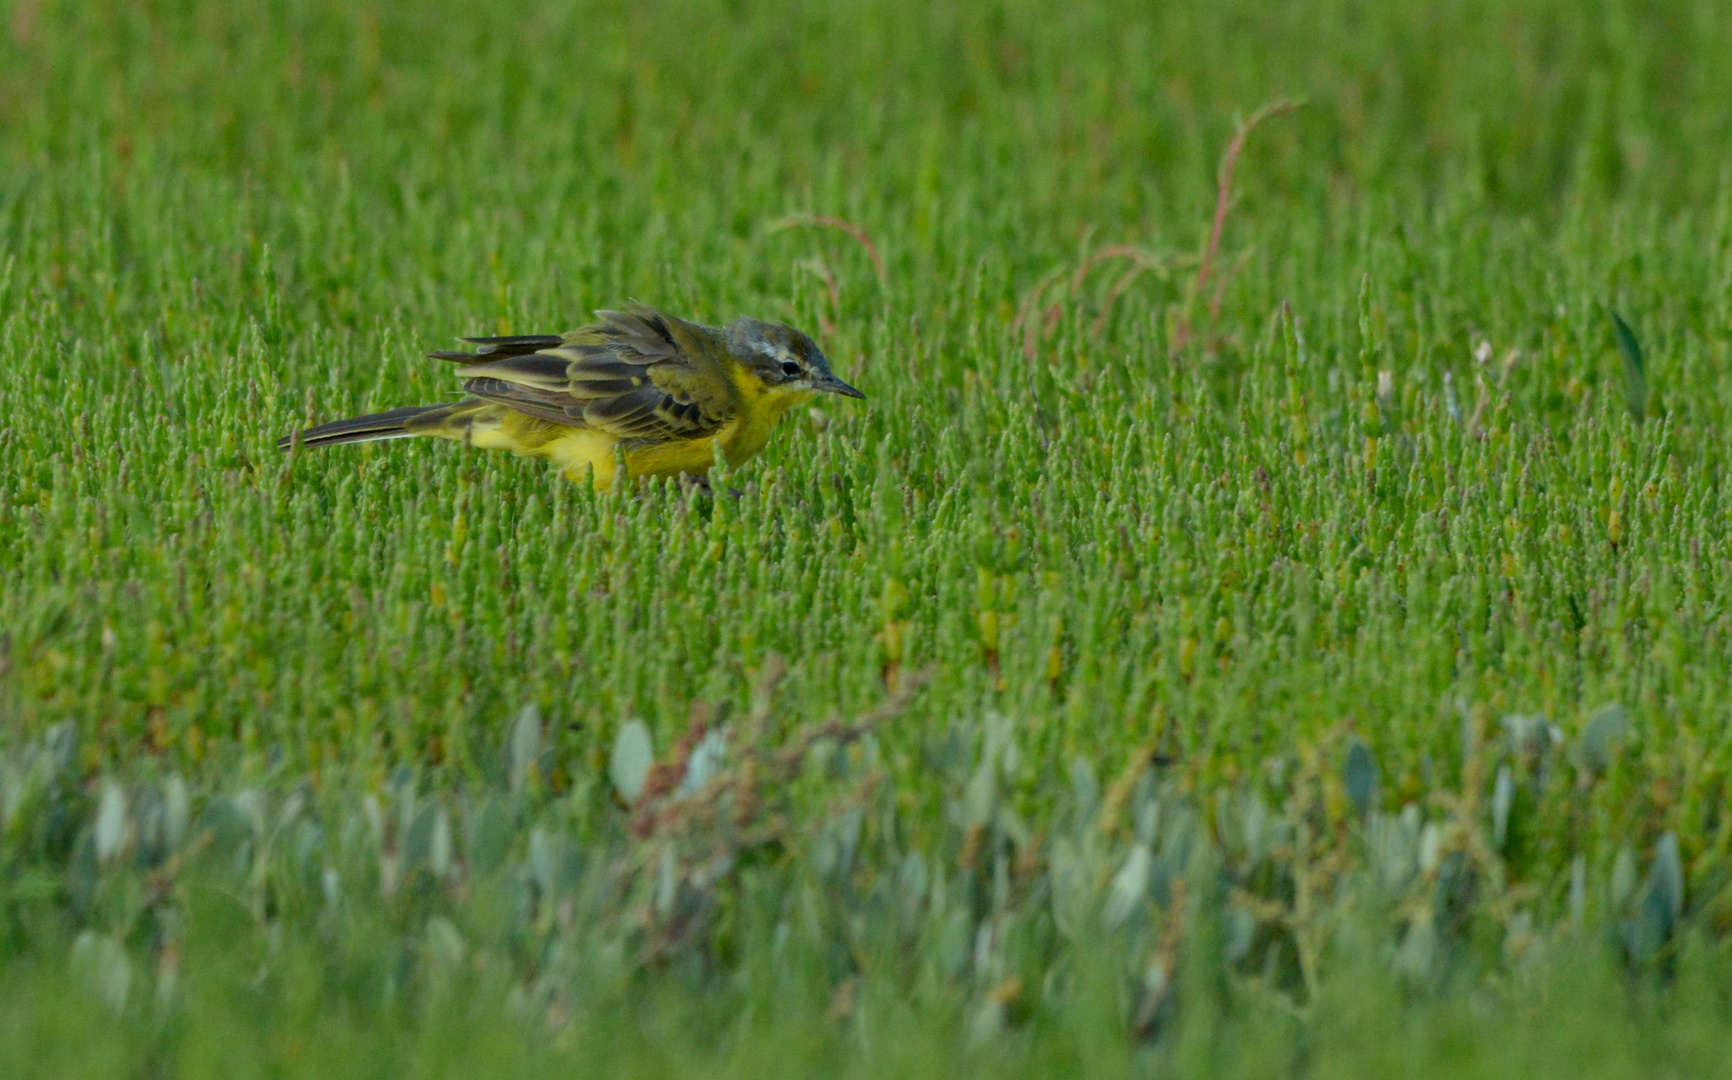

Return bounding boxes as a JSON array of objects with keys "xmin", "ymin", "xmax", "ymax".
[{"xmin": 277, "ymin": 304, "xmax": 863, "ymax": 487}]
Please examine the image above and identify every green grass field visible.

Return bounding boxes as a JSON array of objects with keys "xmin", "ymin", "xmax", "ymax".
[{"xmin": 7, "ymin": 0, "xmax": 1732, "ymax": 1074}]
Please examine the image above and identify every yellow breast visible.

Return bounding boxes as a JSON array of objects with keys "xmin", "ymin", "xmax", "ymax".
[
  {"xmin": 539, "ymin": 366, "xmax": 809, "ymax": 487},
  {"xmin": 716, "ymin": 365, "xmax": 813, "ymax": 465}
]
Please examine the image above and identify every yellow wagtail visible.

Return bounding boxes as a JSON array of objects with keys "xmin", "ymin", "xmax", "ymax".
[{"xmin": 278, "ymin": 304, "xmax": 863, "ymax": 487}]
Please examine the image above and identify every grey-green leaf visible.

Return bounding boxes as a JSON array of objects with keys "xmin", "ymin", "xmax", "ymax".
[
  {"xmin": 1611, "ymin": 845, "xmax": 1638, "ymax": 909},
  {"xmin": 965, "ymin": 998, "xmax": 1007, "ymax": 1047},
  {"xmin": 962, "ymin": 759, "xmax": 998, "ymax": 828},
  {"xmin": 1610, "ymin": 311, "xmax": 1646, "ymax": 421},
  {"xmin": 163, "ymin": 775, "xmax": 190, "ymax": 849},
  {"xmin": 655, "ymin": 843, "xmax": 679, "ymax": 917},
  {"xmin": 1223, "ymin": 903, "xmax": 1257, "ymax": 965},
  {"xmin": 1104, "ymin": 843, "xmax": 1153, "ymax": 928},
  {"xmin": 1651, "ymin": 832, "xmax": 1684, "ymax": 926},
  {"xmin": 528, "ymin": 827, "xmax": 559, "ymax": 897},
  {"xmin": 465, "ymin": 797, "xmax": 513, "ymax": 876},
  {"xmin": 677, "ymin": 730, "xmax": 726, "ymax": 795},
  {"xmin": 897, "ymin": 851, "xmax": 929, "ymax": 924},
  {"xmin": 430, "ymin": 807, "xmax": 454, "ymax": 880},
  {"xmin": 508, "ymin": 704, "xmax": 542, "ymax": 793},
  {"xmin": 425, "ymin": 916, "xmax": 466, "ymax": 971},
  {"xmin": 610, "ymin": 720, "xmax": 654, "ymax": 804},
  {"xmin": 1579, "ymin": 703, "xmax": 1628, "ymax": 777},
  {"xmin": 70, "ymin": 931, "xmax": 131, "ymax": 1012},
  {"xmin": 94, "ymin": 781, "xmax": 128, "ymax": 864},
  {"xmin": 1070, "ymin": 757, "xmax": 1099, "ymax": 815},
  {"xmin": 1344, "ymin": 738, "xmax": 1378, "ymax": 814},
  {"xmin": 1491, "ymin": 764, "xmax": 1513, "ymax": 850}
]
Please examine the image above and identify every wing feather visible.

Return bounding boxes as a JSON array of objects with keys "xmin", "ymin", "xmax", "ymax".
[
  {"xmin": 435, "ymin": 305, "xmax": 736, "ymax": 442},
  {"xmin": 593, "ymin": 307, "xmax": 680, "ymax": 364},
  {"xmin": 461, "ymin": 376, "xmax": 580, "ymax": 425},
  {"xmin": 453, "ymin": 354, "xmax": 573, "ymax": 393},
  {"xmin": 583, "ymin": 384, "xmax": 716, "ymax": 440}
]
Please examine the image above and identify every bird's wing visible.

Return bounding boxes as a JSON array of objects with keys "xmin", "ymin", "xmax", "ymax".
[{"xmin": 437, "ymin": 306, "xmax": 739, "ymax": 442}]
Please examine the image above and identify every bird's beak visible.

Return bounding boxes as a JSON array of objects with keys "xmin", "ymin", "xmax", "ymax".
[{"xmin": 819, "ymin": 374, "xmax": 865, "ymax": 399}]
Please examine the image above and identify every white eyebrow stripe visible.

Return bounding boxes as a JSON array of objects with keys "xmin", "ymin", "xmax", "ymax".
[{"xmin": 755, "ymin": 342, "xmax": 800, "ymax": 367}]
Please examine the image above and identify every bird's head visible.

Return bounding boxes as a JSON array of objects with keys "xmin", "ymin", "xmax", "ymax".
[{"xmin": 725, "ymin": 317, "xmax": 864, "ymax": 401}]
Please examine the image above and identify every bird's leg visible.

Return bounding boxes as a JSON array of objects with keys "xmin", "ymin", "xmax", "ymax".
[{"xmin": 677, "ymin": 473, "xmax": 743, "ymax": 500}]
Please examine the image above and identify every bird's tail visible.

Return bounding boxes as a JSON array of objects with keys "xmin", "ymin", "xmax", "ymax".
[{"xmin": 277, "ymin": 402, "xmax": 483, "ymax": 451}]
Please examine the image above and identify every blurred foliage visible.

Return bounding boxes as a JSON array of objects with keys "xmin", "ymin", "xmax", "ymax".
[{"xmin": 3, "ymin": 695, "xmax": 1727, "ymax": 1075}]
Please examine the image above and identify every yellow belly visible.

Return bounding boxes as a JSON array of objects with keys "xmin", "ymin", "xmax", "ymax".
[{"xmin": 459, "ymin": 374, "xmax": 810, "ymax": 488}]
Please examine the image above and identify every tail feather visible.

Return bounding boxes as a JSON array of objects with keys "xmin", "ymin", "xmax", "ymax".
[{"xmin": 279, "ymin": 403, "xmax": 460, "ymax": 451}]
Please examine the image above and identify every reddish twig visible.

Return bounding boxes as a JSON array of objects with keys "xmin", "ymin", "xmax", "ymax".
[
  {"xmin": 794, "ymin": 257, "xmax": 842, "ymax": 338},
  {"xmin": 626, "ymin": 665, "xmax": 928, "ymax": 843},
  {"xmin": 1174, "ymin": 99, "xmax": 1301, "ymax": 351},
  {"xmin": 1014, "ymin": 266, "xmax": 1070, "ymax": 361},
  {"xmin": 1016, "ymin": 247, "xmax": 1172, "ymax": 360},
  {"xmin": 769, "ymin": 214, "xmax": 890, "ymax": 291},
  {"xmin": 1094, "ymin": 263, "xmax": 1154, "ymax": 339},
  {"xmin": 1069, "ymin": 245, "xmax": 1167, "ymax": 339},
  {"xmin": 1069, "ymin": 245, "xmax": 1162, "ymax": 295}
]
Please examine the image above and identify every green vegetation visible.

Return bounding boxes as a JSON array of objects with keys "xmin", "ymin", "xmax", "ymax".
[{"xmin": 6, "ymin": 0, "xmax": 1732, "ymax": 1073}]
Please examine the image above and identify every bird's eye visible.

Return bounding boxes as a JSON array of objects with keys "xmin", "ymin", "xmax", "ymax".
[{"xmin": 780, "ymin": 360, "xmax": 802, "ymax": 377}]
